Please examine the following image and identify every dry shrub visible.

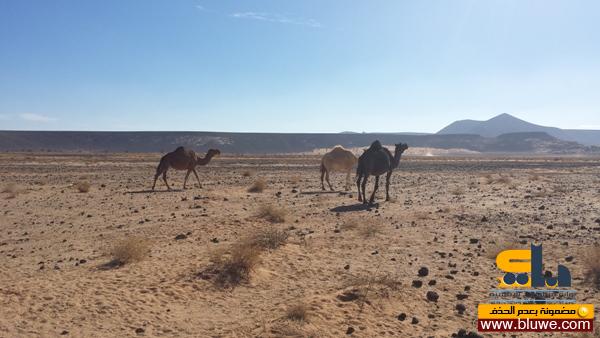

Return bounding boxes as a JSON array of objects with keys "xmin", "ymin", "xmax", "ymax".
[
  {"xmin": 242, "ymin": 170, "xmax": 255, "ymax": 177},
  {"xmin": 358, "ymin": 222, "xmax": 383, "ymax": 238},
  {"xmin": 494, "ymin": 175, "xmax": 512, "ymax": 185},
  {"xmin": 483, "ymin": 174, "xmax": 494, "ymax": 184},
  {"xmin": 2, "ymin": 183, "xmax": 18, "ymax": 199},
  {"xmin": 340, "ymin": 217, "xmax": 360, "ymax": 231},
  {"xmin": 553, "ymin": 185, "xmax": 569, "ymax": 194},
  {"xmin": 76, "ymin": 181, "xmax": 91, "ymax": 193},
  {"xmin": 248, "ymin": 178, "xmax": 266, "ymax": 193},
  {"xmin": 342, "ymin": 273, "xmax": 402, "ymax": 303},
  {"xmin": 211, "ymin": 242, "xmax": 262, "ymax": 287},
  {"xmin": 286, "ymin": 303, "xmax": 308, "ymax": 322},
  {"xmin": 450, "ymin": 186, "xmax": 465, "ymax": 196},
  {"xmin": 584, "ymin": 246, "xmax": 600, "ymax": 290},
  {"xmin": 530, "ymin": 174, "xmax": 541, "ymax": 181},
  {"xmin": 110, "ymin": 237, "xmax": 151, "ymax": 266},
  {"xmin": 484, "ymin": 174, "xmax": 512, "ymax": 185},
  {"xmin": 486, "ymin": 239, "xmax": 520, "ymax": 260},
  {"xmin": 533, "ymin": 189, "xmax": 549, "ymax": 198},
  {"xmin": 257, "ymin": 204, "xmax": 286, "ymax": 223},
  {"xmin": 289, "ymin": 175, "xmax": 301, "ymax": 185},
  {"xmin": 414, "ymin": 211, "xmax": 430, "ymax": 220},
  {"xmin": 248, "ymin": 227, "xmax": 289, "ymax": 250}
]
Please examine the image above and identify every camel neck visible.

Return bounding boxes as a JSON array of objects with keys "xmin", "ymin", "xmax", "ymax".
[
  {"xmin": 197, "ymin": 153, "xmax": 214, "ymax": 165},
  {"xmin": 392, "ymin": 152, "xmax": 403, "ymax": 169}
]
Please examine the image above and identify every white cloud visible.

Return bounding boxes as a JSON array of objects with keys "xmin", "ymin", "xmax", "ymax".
[
  {"xmin": 0, "ymin": 114, "xmax": 10, "ymax": 120},
  {"xmin": 195, "ymin": 5, "xmax": 204, "ymax": 11},
  {"xmin": 20, "ymin": 113, "xmax": 56, "ymax": 123},
  {"xmin": 230, "ymin": 12, "xmax": 322, "ymax": 28}
]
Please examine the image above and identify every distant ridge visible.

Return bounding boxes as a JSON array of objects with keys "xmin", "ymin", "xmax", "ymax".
[
  {"xmin": 0, "ymin": 130, "xmax": 597, "ymax": 154},
  {"xmin": 437, "ymin": 113, "xmax": 600, "ymax": 146}
]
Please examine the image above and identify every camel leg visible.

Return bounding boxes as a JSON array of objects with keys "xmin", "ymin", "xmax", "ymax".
[
  {"xmin": 369, "ymin": 175, "xmax": 380, "ymax": 205},
  {"xmin": 183, "ymin": 169, "xmax": 191, "ymax": 189},
  {"xmin": 162, "ymin": 171, "xmax": 171, "ymax": 191},
  {"xmin": 356, "ymin": 174, "xmax": 363, "ymax": 202},
  {"xmin": 192, "ymin": 168, "xmax": 201, "ymax": 188},
  {"xmin": 345, "ymin": 170, "xmax": 351, "ymax": 191},
  {"xmin": 385, "ymin": 171, "xmax": 392, "ymax": 201},
  {"xmin": 321, "ymin": 167, "xmax": 326, "ymax": 190},
  {"xmin": 361, "ymin": 174, "xmax": 369, "ymax": 204},
  {"xmin": 325, "ymin": 171, "xmax": 334, "ymax": 191},
  {"xmin": 152, "ymin": 172, "xmax": 159, "ymax": 191}
]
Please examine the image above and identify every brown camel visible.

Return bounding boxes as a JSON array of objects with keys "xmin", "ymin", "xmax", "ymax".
[
  {"xmin": 356, "ymin": 140, "xmax": 408, "ymax": 205},
  {"xmin": 152, "ymin": 147, "xmax": 220, "ymax": 191},
  {"xmin": 320, "ymin": 146, "xmax": 358, "ymax": 191}
]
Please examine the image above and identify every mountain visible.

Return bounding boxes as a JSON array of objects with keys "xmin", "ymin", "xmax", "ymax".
[
  {"xmin": 0, "ymin": 130, "xmax": 596, "ymax": 154},
  {"xmin": 437, "ymin": 113, "xmax": 600, "ymax": 146}
]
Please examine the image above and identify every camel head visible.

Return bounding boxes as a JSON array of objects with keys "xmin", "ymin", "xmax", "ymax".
[
  {"xmin": 394, "ymin": 143, "xmax": 409, "ymax": 154},
  {"xmin": 207, "ymin": 149, "xmax": 221, "ymax": 157}
]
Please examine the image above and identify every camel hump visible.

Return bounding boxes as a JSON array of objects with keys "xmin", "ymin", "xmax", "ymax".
[
  {"xmin": 174, "ymin": 146, "xmax": 186, "ymax": 153},
  {"xmin": 369, "ymin": 140, "xmax": 383, "ymax": 151},
  {"xmin": 330, "ymin": 145, "xmax": 347, "ymax": 153}
]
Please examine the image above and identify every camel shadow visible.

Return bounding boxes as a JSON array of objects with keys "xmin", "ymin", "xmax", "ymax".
[
  {"xmin": 300, "ymin": 191, "xmax": 348, "ymax": 195},
  {"xmin": 97, "ymin": 260, "xmax": 123, "ymax": 271},
  {"xmin": 127, "ymin": 189, "xmax": 184, "ymax": 194},
  {"xmin": 330, "ymin": 203, "xmax": 378, "ymax": 213}
]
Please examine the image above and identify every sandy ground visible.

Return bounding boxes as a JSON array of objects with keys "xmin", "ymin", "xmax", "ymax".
[{"xmin": 1, "ymin": 152, "xmax": 599, "ymax": 337}]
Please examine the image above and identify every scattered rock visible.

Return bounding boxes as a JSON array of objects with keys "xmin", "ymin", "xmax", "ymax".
[
  {"xmin": 426, "ymin": 291, "xmax": 439, "ymax": 302},
  {"xmin": 418, "ymin": 266, "xmax": 429, "ymax": 277},
  {"xmin": 174, "ymin": 234, "xmax": 187, "ymax": 240},
  {"xmin": 397, "ymin": 313, "xmax": 407, "ymax": 321},
  {"xmin": 412, "ymin": 280, "xmax": 423, "ymax": 288},
  {"xmin": 411, "ymin": 317, "xmax": 419, "ymax": 324},
  {"xmin": 346, "ymin": 327, "xmax": 355, "ymax": 335},
  {"xmin": 456, "ymin": 303, "xmax": 466, "ymax": 314}
]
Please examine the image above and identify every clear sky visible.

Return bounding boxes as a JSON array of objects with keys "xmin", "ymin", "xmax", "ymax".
[{"xmin": 1, "ymin": 0, "xmax": 599, "ymax": 132}]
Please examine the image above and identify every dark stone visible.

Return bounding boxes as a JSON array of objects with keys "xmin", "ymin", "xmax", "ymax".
[
  {"xmin": 426, "ymin": 291, "xmax": 439, "ymax": 302},
  {"xmin": 397, "ymin": 313, "xmax": 407, "ymax": 321},
  {"xmin": 135, "ymin": 328, "xmax": 144, "ymax": 334},
  {"xmin": 174, "ymin": 234, "xmax": 187, "ymax": 240},
  {"xmin": 411, "ymin": 317, "xmax": 419, "ymax": 324},
  {"xmin": 346, "ymin": 327, "xmax": 355, "ymax": 335},
  {"xmin": 412, "ymin": 280, "xmax": 423, "ymax": 288},
  {"xmin": 456, "ymin": 303, "xmax": 466, "ymax": 314},
  {"xmin": 469, "ymin": 238, "xmax": 479, "ymax": 244},
  {"xmin": 418, "ymin": 267, "xmax": 429, "ymax": 277}
]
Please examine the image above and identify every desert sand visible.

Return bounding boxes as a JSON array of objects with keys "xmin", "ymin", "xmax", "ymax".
[{"xmin": 1, "ymin": 152, "xmax": 599, "ymax": 337}]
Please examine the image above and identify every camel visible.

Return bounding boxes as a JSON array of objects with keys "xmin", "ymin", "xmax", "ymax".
[
  {"xmin": 152, "ymin": 147, "xmax": 220, "ymax": 191},
  {"xmin": 320, "ymin": 146, "xmax": 358, "ymax": 191},
  {"xmin": 356, "ymin": 140, "xmax": 408, "ymax": 205}
]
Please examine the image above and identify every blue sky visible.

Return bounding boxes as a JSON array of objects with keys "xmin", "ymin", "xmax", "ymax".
[{"xmin": 1, "ymin": 0, "xmax": 599, "ymax": 132}]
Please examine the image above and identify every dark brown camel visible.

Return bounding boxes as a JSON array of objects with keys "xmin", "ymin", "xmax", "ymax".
[
  {"xmin": 356, "ymin": 140, "xmax": 408, "ymax": 205},
  {"xmin": 152, "ymin": 147, "xmax": 220, "ymax": 191}
]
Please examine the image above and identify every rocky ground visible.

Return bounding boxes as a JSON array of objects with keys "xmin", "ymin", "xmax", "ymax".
[{"xmin": 0, "ymin": 152, "xmax": 599, "ymax": 337}]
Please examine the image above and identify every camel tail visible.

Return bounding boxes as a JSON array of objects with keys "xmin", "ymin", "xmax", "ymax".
[{"xmin": 320, "ymin": 162, "xmax": 326, "ymax": 174}]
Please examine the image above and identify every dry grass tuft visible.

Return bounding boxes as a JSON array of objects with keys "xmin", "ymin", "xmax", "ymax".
[
  {"xmin": 109, "ymin": 237, "xmax": 151, "ymax": 266},
  {"xmin": 289, "ymin": 175, "xmax": 301, "ymax": 185},
  {"xmin": 450, "ymin": 186, "xmax": 465, "ymax": 196},
  {"xmin": 494, "ymin": 175, "xmax": 512, "ymax": 185},
  {"xmin": 247, "ymin": 178, "xmax": 266, "ymax": 193},
  {"xmin": 584, "ymin": 246, "xmax": 600, "ymax": 290},
  {"xmin": 2, "ymin": 183, "xmax": 18, "ymax": 199},
  {"xmin": 414, "ymin": 211, "xmax": 431, "ymax": 220},
  {"xmin": 486, "ymin": 239, "xmax": 521, "ymax": 260},
  {"xmin": 242, "ymin": 170, "xmax": 255, "ymax": 177},
  {"xmin": 285, "ymin": 303, "xmax": 309, "ymax": 322},
  {"xmin": 76, "ymin": 181, "xmax": 91, "ymax": 193},
  {"xmin": 247, "ymin": 227, "xmax": 289, "ymax": 250},
  {"xmin": 211, "ymin": 242, "xmax": 262, "ymax": 287},
  {"xmin": 342, "ymin": 273, "xmax": 402, "ymax": 303},
  {"xmin": 257, "ymin": 204, "xmax": 287, "ymax": 223},
  {"xmin": 340, "ymin": 217, "xmax": 361, "ymax": 231},
  {"xmin": 358, "ymin": 222, "xmax": 383, "ymax": 238}
]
